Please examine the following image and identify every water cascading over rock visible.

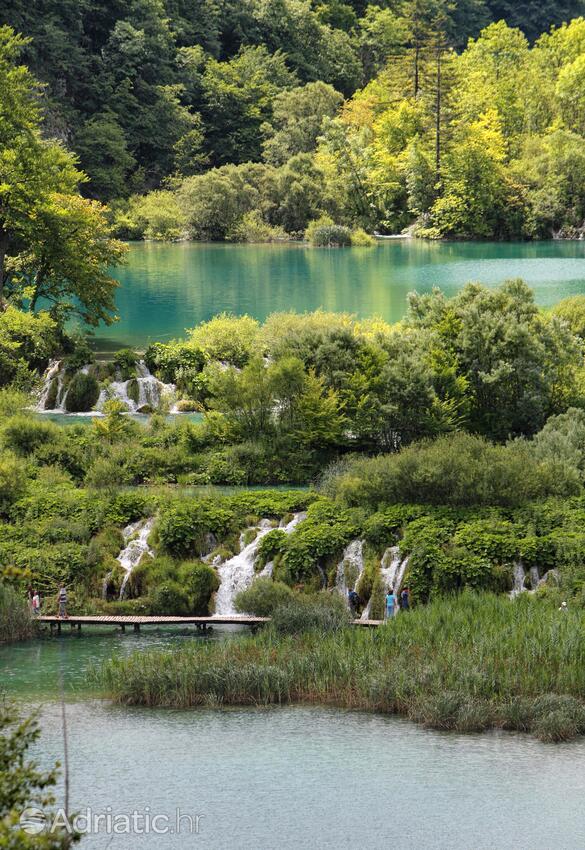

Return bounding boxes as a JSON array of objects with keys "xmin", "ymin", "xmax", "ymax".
[
  {"xmin": 359, "ymin": 546, "xmax": 410, "ymax": 620},
  {"xmin": 37, "ymin": 359, "xmax": 176, "ymax": 414},
  {"xmin": 102, "ymin": 518, "xmax": 156, "ymax": 600},
  {"xmin": 336, "ymin": 540, "xmax": 365, "ymax": 603},
  {"xmin": 214, "ymin": 513, "xmax": 307, "ymax": 615}
]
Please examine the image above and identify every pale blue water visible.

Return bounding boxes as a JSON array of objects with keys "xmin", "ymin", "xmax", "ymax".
[
  {"xmin": 3, "ymin": 634, "xmax": 585, "ymax": 849},
  {"xmin": 89, "ymin": 240, "xmax": 585, "ymax": 349}
]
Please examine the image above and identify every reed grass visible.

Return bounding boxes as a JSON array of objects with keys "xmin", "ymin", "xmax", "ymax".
[
  {"xmin": 97, "ymin": 592, "xmax": 585, "ymax": 741},
  {"xmin": 0, "ymin": 583, "xmax": 36, "ymax": 642}
]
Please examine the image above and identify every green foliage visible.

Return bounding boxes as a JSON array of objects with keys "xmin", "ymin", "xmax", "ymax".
[
  {"xmin": 189, "ymin": 314, "xmax": 261, "ymax": 367},
  {"xmin": 305, "ymin": 216, "xmax": 352, "ymax": 246},
  {"xmin": 149, "ymin": 581, "xmax": 191, "ymax": 616},
  {"xmin": 325, "ymin": 432, "xmax": 580, "ymax": 509},
  {"xmin": 1, "ymin": 417, "xmax": 59, "ymax": 455},
  {"xmin": 235, "ymin": 578, "xmax": 294, "ymax": 616},
  {"xmin": 177, "ymin": 561, "xmax": 219, "ymax": 614},
  {"xmin": 0, "ymin": 583, "xmax": 35, "ymax": 642},
  {"xmin": 0, "ymin": 452, "xmax": 27, "ymax": 515},
  {"xmin": 64, "ymin": 373, "xmax": 100, "ymax": 413},
  {"xmin": 98, "ymin": 592, "xmax": 585, "ymax": 742},
  {"xmin": 0, "ymin": 701, "xmax": 74, "ymax": 848}
]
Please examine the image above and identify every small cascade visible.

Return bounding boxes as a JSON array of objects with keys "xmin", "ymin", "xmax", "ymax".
[
  {"xmin": 511, "ymin": 561, "xmax": 527, "ymax": 597},
  {"xmin": 96, "ymin": 360, "xmax": 176, "ymax": 414},
  {"xmin": 117, "ymin": 518, "xmax": 156, "ymax": 600},
  {"xmin": 336, "ymin": 540, "xmax": 365, "ymax": 604},
  {"xmin": 360, "ymin": 547, "xmax": 409, "ymax": 621},
  {"xmin": 214, "ymin": 513, "xmax": 306, "ymax": 615},
  {"xmin": 214, "ymin": 519, "xmax": 274, "ymax": 615},
  {"xmin": 37, "ymin": 360, "xmax": 68, "ymax": 411},
  {"xmin": 529, "ymin": 566, "xmax": 540, "ymax": 590}
]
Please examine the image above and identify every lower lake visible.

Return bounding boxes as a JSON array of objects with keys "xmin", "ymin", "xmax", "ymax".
[
  {"xmin": 3, "ymin": 632, "xmax": 585, "ymax": 849},
  {"xmin": 92, "ymin": 240, "xmax": 585, "ymax": 349}
]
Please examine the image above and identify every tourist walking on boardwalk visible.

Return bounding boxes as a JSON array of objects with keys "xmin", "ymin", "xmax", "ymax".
[
  {"xmin": 31, "ymin": 590, "xmax": 41, "ymax": 616},
  {"xmin": 400, "ymin": 587, "xmax": 410, "ymax": 611},
  {"xmin": 385, "ymin": 587, "xmax": 397, "ymax": 619},
  {"xmin": 348, "ymin": 588, "xmax": 360, "ymax": 616},
  {"xmin": 57, "ymin": 584, "xmax": 68, "ymax": 619}
]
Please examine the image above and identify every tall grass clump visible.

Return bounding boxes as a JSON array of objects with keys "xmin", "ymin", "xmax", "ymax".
[
  {"xmin": 97, "ymin": 592, "xmax": 585, "ymax": 741},
  {"xmin": 0, "ymin": 584, "xmax": 36, "ymax": 642}
]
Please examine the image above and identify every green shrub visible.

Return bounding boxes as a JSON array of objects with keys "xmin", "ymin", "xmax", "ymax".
[
  {"xmin": 177, "ymin": 561, "xmax": 220, "ymax": 614},
  {"xmin": 0, "ymin": 453, "xmax": 27, "ymax": 515},
  {"xmin": 188, "ymin": 314, "xmax": 261, "ymax": 367},
  {"xmin": 149, "ymin": 581, "xmax": 191, "ymax": 615},
  {"xmin": 144, "ymin": 341, "xmax": 204, "ymax": 385},
  {"xmin": 113, "ymin": 349, "xmax": 139, "ymax": 380},
  {"xmin": 2, "ymin": 417, "xmax": 60, "ymax": 455},
  {"xmin": 307, "ymin": 222, "xmax": 352, "ymax": 247},
  {"xmin": 65, "ymin": 372, "xmax": 100, "ymax": 412},
  {"xmin": 235, "ymin": 578, "xmax": 293, "ymax": 615},
  {"xmin": 350, "ymin": 227, "xmax": 375, "ymax": 246}
]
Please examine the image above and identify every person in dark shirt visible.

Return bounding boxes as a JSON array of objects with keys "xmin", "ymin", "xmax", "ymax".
[{"xmin": 400, "ymin": 587, "xmax": 410, "ymax": 611}]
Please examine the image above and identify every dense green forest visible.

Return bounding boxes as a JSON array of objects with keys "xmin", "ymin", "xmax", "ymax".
[{"xmin": 3, "ymin": 1, "xmax": 585, "ymax": 239}]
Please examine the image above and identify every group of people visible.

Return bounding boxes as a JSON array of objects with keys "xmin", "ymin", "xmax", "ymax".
[
  {"xmin": 26, "ymin": 584, "xmax": 69, "ymax": 619},
  {"xmin": 385, "ymin": 587, "xmax": 409, "ymax": 619},
  {"xmin": 347, "ymin": 586, "xmax": 410, "ymax": 619}
]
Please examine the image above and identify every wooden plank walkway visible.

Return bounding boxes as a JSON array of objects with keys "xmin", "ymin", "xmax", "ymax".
[{"xmin": 39, "ymin": 614, "xmax": 382, "ymax": 632}]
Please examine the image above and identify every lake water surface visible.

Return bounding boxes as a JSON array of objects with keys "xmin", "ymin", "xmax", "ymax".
[
  {"xmin": 3, "ymin": 632, "xmax": 585, "ymax": 849},
  {"xmin": 93, "ymin": 240, "xmax": 585, "ymax": 349}
]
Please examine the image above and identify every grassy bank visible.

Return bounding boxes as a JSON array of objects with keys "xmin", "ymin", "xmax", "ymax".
[
  {"xmin": 0, "ymin": 584, "xmax": 36, "ymax": 643},
  {"xmin": 98, "ymin": 593, "xmax": 585, "ymax": 742}
]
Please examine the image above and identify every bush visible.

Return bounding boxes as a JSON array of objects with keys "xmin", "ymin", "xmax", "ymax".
[
  {"xmin": 65, "ymin": 372, "xmax": 100, "ymax": 412},
  {"xmin": 177, "ymin": 562, "xmax": 220, "ymax": 614},
  {"xmin": 144, "ymin": 341, "xmax": 204, "ymax": 385},
  {"xmin": 350, "ymin": 227, "xmax": 375, "ymax": 246},
  {"xmin": 235, "ymin": 578, "xmax": 293, "ymax": 615},
  {"xmin": 113, "ymin": 349, "xmax": 139, "ymax": 380},
  {"xmin": 188, "ymin": 314, "xmax": 261, "ymax": 367},
  {"xmin": 0, "ymin": 452, "xmax": 27, "ymax": 515},
  {"xmin": 306, "ymin": 216, "xmax": 352, "ymax": 247},
  {"xmin": 2, "ymin": 417, "xmax": 60, "ymax": 455},
  {"xmin": 149, "ymin": 581, "xmax": 191, "ymax": 615},
  {"xmin": 324, "ymin": 432, "xmax": 581, "ymax": 508}
]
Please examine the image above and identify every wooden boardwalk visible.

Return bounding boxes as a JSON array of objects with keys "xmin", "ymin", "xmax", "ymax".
[{"xmin": 39, "ymin": 614, "xmax": 382, "ymax": 632}]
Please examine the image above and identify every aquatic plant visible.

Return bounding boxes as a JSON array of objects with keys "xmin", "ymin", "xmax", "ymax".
[
  {"xmin": 98, "ymin": 592, "xmax": 585, "ymax": 742},
  {"xmin": 0, "ymin": 584, "xmax": 36, "ymax": 642}
]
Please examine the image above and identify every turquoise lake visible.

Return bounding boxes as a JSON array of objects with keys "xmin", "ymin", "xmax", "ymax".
[
  {"xmin": 3, "ymin": 632, "xmax": 585, "ymax": 849},
  {"xmin": 91, "ymin": 240, "xmax": 585, "ymax": 349}
]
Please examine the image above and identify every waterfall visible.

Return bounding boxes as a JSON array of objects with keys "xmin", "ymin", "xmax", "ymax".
[
  {"xmin": 511, "ymin": 561, "xmax": 526, "ymax": 597},
  {"xmin": 37, "ymin": 360, "xmax": 68, "ymax": 411},
  {"xmin": 118, "ymin": 518, "xmax": 156, "ymax": 600},
  {"xmin": 360, "ymin": 546, "xmax": 409, "ymax": 621},
  {"xmin": 38, "ymin": 359, "xmax": 176, "ymax": 415},
  {"xmin": 336, "ymin": 540, "xmax": 365, "ymax": 604},
  {"xmin": 214, "ymin": 513, "xmax": 306, "ymax": 615},
  {"xmin": 529, "ymin": 566, "xmax": 540, "ymax": 590},
  {"xmin": 96, "ymin": 360, "xmax": 176, "ymax": 414}
]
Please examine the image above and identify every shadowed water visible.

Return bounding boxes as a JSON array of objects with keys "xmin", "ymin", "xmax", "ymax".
[{"xmin": 90, "ymin": 240, "xmax": 585, "ymax": 349}]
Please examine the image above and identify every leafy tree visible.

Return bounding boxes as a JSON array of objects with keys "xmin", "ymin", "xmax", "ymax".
[
  {"xmin": 74, "ymin": 113, "xmax": 135, "ymax": 201},
  {"xmin": 0, "ymin": 700, "xmax": 75, "ymax": 848},
  {"xmin": 262, "ymin": 82, "xmax": 344, "ymax": 165},
  {"xmin": 201, "ymin": 46, "xmax": 297, "ymax": 165},
  {"xmin": 407, "ymin": 279, "xmax": 582, "ymax": 439},
  {"xmin": 12, "ymin": 194, "xmax": 125, "ymax": 325}
]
